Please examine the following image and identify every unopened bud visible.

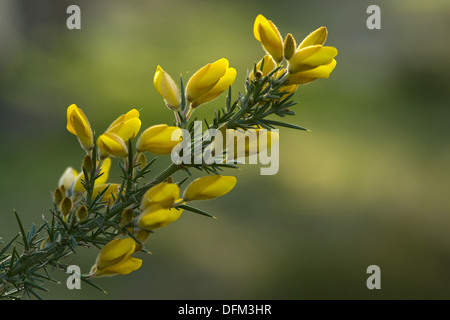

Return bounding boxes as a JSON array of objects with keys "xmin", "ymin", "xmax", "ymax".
[
  {"xmin": 60, "ymin": 197, "xmax": 73, "ymax": 217},
  {"xmin": 284, "ymin": 33, "xmax": 296, "ymax": 60},
  {"xmin": 119, "ymin": 208, "xmax": 134, "ymax": 227},
  {"xmin": 53, "ymin": 188, "xmax": 63, "ymax": 206},
  {"xmin": 76, "ymin": 205, "xmax": 88, "ymax": 222},
  {"xmin": 59, "ymin": 185, "xmax": 66, "ymax": 196},
  {"xmin": 82, "ymin": 155, "xmax": 93, "ymax": 173},
  {"xmin": 254, "ymin": 70, "xmax": 263, "ymax": 81}
]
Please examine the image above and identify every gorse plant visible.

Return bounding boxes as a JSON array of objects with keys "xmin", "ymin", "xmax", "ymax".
[{"xmin": 0, "ymin": 14, "xmax": 337, "ymax": 299}]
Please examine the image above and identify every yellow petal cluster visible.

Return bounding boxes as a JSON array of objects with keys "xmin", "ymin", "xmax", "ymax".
[
  {"xmin": 97, "ymin": 109, "xmax": 141, "ymax": 158},
  {"xmin": 140, "ymin": 182, "xmax": 180, "ymax": 210},
  {"xmin": 137, "ymin": 182, "xmax": 183, "ymax": 230},
  {"xmin": 66, "ymin": 104, "xmax": 94, "ymax": 152},
  {"xmin": 136, "ymin": 124, "xmax": 183, "ymax": 155},
  {"xmin": 97, "ymin": 133, "xmax": 128, "ymax": 159},
  {"xmin": 253, "ymin": 15, "xmax": 337, "ymax": 86},
  {"xmin": 186, "ymin": 58, "xmax": 236, "ymax": 108},
  {"xmin": 90, "ymin": 238, "xmax": 142, "ymax": 277},
  {"xmin": 287, "ymin": 27, "xmax": 337, "ymax": 84}
]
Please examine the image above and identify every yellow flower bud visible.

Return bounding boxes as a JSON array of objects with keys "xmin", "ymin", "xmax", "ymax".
[
  {"xmin": 76, "ymin": 205, "xmax": 88, "ymax": 222},
  {"xmin": 183, "ymin": 175, "xmax": 237, "ymax": 201},
  {"xmin": 253, "ymin": 14, "xmax": 284, "ymax": 64},
  {"xmin": 284, "ymin": 33, "xmax": 296, "ymax": 60},
  {"xmin": 92, "ymin": 183, "xmax": 121, "ymax": 206},
  {"xmin": 97, "ymin": 132, "xmax": 129, "ymax": 159},
  {"xmin": 138, "ymin": 205, "xmax": 183, "ymax": 230},
  {"xmin": 105, "ymin": 109, "xmax": 141, "ymax": 142},
  {"xmin": 96, "ymin": 109, "xmax": 141, "ymax": 159},
  {"xmin": 186, "ymin": 58, "xmax": 236, "ymax": 108},
  {"xmin": 60, "ymin": 197, "xmax": 73, "ymax": 217},
  {"xmin": 154, "ymin": 65, "xmax": 180, "ymax": 110},
  {"xmin": 136, "ymin": 124, "xmax": 183, "ymax": 155},
  {"xmin": 140, "ymin": 182, "xmax": 180, "ymax": 210},
  {"xmin": 90, "ymin": 238, "xmax": 142, "ymax": 277},
  {"xmin": 58, "ymin": 167, "xmax": 78, "ymax": 191},
  {"xmin": 66, "ymin": 104, "xmax": 94, "ymax": 151}
]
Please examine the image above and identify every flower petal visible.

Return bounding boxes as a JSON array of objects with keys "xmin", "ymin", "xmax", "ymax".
[
  {"xmin": 183, "ymin": 175, "xmax": 237, "ymax": 201},
  {"xmin": 297, "ymin": 26, "xmax": 328, "ymax": 50}
]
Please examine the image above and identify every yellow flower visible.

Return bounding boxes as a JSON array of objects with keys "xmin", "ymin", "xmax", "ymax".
[
  {"xmin": 154, "ymin": 65, "xmax": 180, "ymax": 111},
  {"xmin": 66, "ymin": 104, "xmax": 94, "ymax": 151},
  {"xmin": 183, "ymin": 175, "xmax": 237, "ymax": 201},
  {"xmin": 140, "ymin": 182, "xmax": 180, "ymax": 210},
  {"xmin": 58, "ymin": 167, "xmax": 78, "ymax": 190},
  {"xmin": 185, "ymin": 58, "xmax": 236, "ymax": 108},
  {"xmin": 97, "ymin": 132, "xmax": 128, "ymax": 158},
  {"xmin": 73, "ymin": 158, "xmax": 112, "ymax": 193},
  {"xmin": 90, "ymin": 238, "xmax": 142, "ymax": 277},
  {"xmin": 105, "ymin": 109, "xmax": 141, "ymax": 142},
  {"xmin": 137, "ymin": 182, "xmax": 183, "ymax": 230},
  {"xmin": 97, "ymin": 109, "xmax": 141, "ymax": 158},
  {"xmin": 253, "ymin": 14, "xmax": 284, "ymax": 64},
  {"xmin": 287, "ymin": 27, "xmax": 337, "ymax": 85},
  {"xmin": 92, "ymin": 183, "xmax": 121, "ymax": 206},
  {"xmin": 136, "ymin": 124, "xmax": 183, "ymax": 155},
  {"xmin": 138, "ymin": 205, "xmax": 183, "ymax": 230}
]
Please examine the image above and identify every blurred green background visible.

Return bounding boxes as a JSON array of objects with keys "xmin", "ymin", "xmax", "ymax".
[{"xmin": 1, "ymin": 0, "xmax": 450, "ymax": 299}]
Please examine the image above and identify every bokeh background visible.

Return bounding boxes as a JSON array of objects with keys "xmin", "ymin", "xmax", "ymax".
[{"xmin": 1, "ymin": 0, "xmax": 449, "ymax": 299}]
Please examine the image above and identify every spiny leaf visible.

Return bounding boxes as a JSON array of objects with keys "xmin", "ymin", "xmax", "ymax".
[
  {"xmin": 0, "ymin": 234, "xmax": 19, "ymax": 257},
  {"xmin": 14, "ymin": 210, "xmax": 29, "ymax": 251},
  {"xmin": 177, "ymin": 204, "xmax": 217, "ymax": 219},
  {"xmin": 262, "ymin": 119, "xmax": 309, "ymax": 131},
  {"xmin": 81, "ymin": 276, "xmax": 107, "ymax": 294}
]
